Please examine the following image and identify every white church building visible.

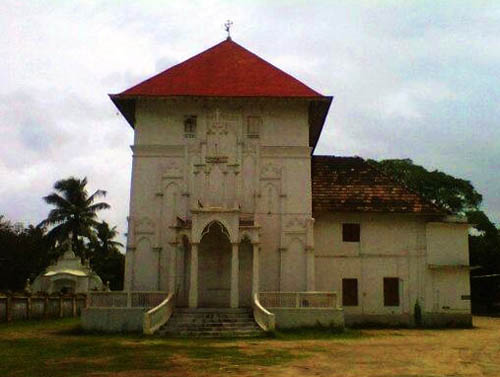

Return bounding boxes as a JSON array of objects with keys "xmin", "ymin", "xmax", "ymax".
[{"xmin": 84, "ymin": 37, "xmax": 472, "ymax": 334}]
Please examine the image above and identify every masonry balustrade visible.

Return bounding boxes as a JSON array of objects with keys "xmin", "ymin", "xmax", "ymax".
[
  {"xmin": 88, "ymin": 291, "xmax": 169, "ymax": 309},
  {"xmin": 258, "ymin": 291, "xmax": 338, "ymax": 309}
]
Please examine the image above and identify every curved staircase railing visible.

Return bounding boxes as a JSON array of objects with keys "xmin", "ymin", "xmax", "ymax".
[
  {"xmin": 253, "ymin": 293, "xmax": 275, "ymax": 332},
  {"xmin": 143, "ymin": 293, "xmax": 175, "ymax": 335}
]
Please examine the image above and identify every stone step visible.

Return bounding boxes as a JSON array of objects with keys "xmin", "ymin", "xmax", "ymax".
[
  {"xmin": 166, "ymin": 318, "xmax": 258, "ymax": 324},
  {"xmin": 167, "ymin": 322, "xmax": 258, "ymax": 328},
  {"xmin": 157, "ymin": 308, "xmax": 265, "ymax": 338},
  {"xmin": 172, "ymin": 313, "xmax": 253, "ymax": 318},
  {"xmin": 159, "ymin": 329, "xmax": 264, "ymax": 338},
  {"xmin": 175, "ymin": 308, "xmax": 251, "ymax": 313},
  {"xmin": 165, "ymin": 324, "xmax": 259, "ymax": 331}
]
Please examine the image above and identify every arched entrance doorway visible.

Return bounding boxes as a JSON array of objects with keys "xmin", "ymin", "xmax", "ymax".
[{"xmin": 198, "ymin": 221, "xmax": 232, "ymax": 307}]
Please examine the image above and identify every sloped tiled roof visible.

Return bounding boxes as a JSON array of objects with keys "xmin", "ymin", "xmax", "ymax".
[
  {"xmin": 115, "ymin": 38, "xmax": 324, "ymax": 98},
  {"xmin": 311, "ymin": 156, "xmax": 444, "ymax": 214},
  {"xmin": 110, "ymin": 38, "xmax": 332, "ymax": 150}
]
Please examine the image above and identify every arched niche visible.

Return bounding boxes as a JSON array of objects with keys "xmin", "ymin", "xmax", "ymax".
[
  {"xmin": 282, "ymin": 237, "xmax": 307, "ymax": 292},
  {"xmin": 262, "ymin": 182, "xmax": 280, "ymax": 215},
  {"xmin": 134, "ymin": 237, "xmax": 158, "ymax": 290},
  {"xmin": 163, "ymin": 182, "xmax": 181, "ymax": 227}
]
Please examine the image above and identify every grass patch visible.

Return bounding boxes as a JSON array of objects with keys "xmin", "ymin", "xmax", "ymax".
[
  {"xmin": 179, "ymin": 344, "xmax": 297, "ymax": 372},
  {"xmin": 0, "ymin": 319, "xmax": 303, "ymax": 376},
  {"xmin": 273, "ymin": 326, "xmax": 364, "ymax": 341}
]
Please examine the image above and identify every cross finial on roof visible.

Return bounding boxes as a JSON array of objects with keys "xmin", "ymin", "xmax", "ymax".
[{"xmin": 224, "ymin": 20, "xmax": 233, "ymax": 40}]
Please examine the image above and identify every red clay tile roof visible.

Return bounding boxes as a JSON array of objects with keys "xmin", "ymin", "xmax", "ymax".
[
  {"xmin": 116, "ymin": 38, "xmax": 324, "ymax": 98},
  {"xmin": 311, "ymin": 156, "xmax": 444, "ymax": 214},
  {"xmin": 110, "ymin": 38, "xmax": 332, "ymax": 150}
]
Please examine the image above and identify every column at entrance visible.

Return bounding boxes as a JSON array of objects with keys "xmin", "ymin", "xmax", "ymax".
[
  {"xmin": 230, "ymin": 242, "xmax": 239, "ymax": 308},
  {"xmin": 189, "ymin": 242, "xmax": 199, "ymax": 308}
]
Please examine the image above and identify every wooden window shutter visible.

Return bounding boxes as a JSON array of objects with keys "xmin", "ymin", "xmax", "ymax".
[
  {"xmin": 384, "ymin": 277, "xmax": 400, "ymax": 306},
  {"xmin": 342, "ymin": 278, "xmax": 358, "ymax": 306}
]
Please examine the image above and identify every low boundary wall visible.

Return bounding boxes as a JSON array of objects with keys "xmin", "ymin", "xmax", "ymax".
[{"xmin": 0, "ymin": 294, "xmax": 87, "ymax": 322}]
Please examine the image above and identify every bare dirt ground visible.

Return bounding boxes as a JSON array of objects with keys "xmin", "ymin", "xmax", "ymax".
[
  {"xmin": 120, "ymin": 316, "xmax": 500, "ymax": 377},
  {"xmin": 2, "ymin": 316, "xmax": 500, "ymax": 377},
  {"xmin": 246, "ymin": 316, "xmax": 500, "ymax": 377}
]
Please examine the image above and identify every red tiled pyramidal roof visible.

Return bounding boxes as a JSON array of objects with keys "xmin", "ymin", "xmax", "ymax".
[
  {"xmin": 311, "ymin": 156, "xmax": 444, "ymax": 214},
  {"xmin": 116, "ymin": 38, "xmax": 324, "ymax": 98}
]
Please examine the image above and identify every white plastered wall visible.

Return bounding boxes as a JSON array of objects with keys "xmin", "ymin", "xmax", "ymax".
[
  {"xmin": 124, "ymin": 98, "xmax": 313, "ymax": 294},
  {"xmin": 314, "ymin": 213, "xmax": 471, "ymax": 319}
]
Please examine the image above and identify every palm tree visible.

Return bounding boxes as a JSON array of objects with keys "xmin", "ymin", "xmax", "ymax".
[
  {"xmin": 93, "ymin": 221, "xmax": 124, "ymax": 257},
  {"xmin": 39, "ymin": 177, "xmax": 110, "ymax": 258},
  {"xmin": 88, "ymin": 221, "xmax": 125, "ymax": 291}
]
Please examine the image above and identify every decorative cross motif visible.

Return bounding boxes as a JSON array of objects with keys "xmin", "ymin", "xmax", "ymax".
[
  {"xmin": 207, "ymin": 108, "xmax": 228, "ymax": 136},
  {"xmin": 224, "ymin": 20, "xmax": 233, "ymax": 39}
]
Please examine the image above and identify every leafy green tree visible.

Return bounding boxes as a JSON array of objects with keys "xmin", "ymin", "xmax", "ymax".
[
  {"xmin": 88, "ymin": 221, "xmax": 125, "ymax": 290},
  {"xmin": 39, "ymin": 177, "xmax": 110, "ymax": 259},
  {"xmin": 370, "ymin": 159, "xmax": 482, "ymax": 214},
  {"xmin": 0, "ymin": 216, "xmax": 54, "ymax": 292},
  {"xmin": 371, "ymin": 158, "xmax": 500, "ymax": 312}
]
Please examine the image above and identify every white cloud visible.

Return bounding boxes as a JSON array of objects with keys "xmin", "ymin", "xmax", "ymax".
[{"xmin": 1, "ymin": 0, "xmax": 499, "ymax": 243}]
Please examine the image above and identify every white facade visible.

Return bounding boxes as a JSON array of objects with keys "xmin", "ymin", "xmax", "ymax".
[
  {"xmin": 123, "ymin": 97, "xmax": 472, "ymax": 326},
  {"xmin": 125, "ymin": 98, "xmax": 314, "ymax": 308},
  {"xmin": 315, "ymin": 213, "xmax": 471, "ymax": 325}
]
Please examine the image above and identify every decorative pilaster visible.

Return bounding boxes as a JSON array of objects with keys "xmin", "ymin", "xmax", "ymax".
[
  {"xmin": 252, "ymin": 243, "xmax": 260, "ymax": 297},
  {"xmin": 231, "ymin": 242, "xmax": 239, "ymax": 308},
  {"xmin": 168, "ymin": 242, "xmax": 177, "ymax": 294},
  {"xmin": 306, "ymin": 247, "xmax": 315, "ymax": 291},
  {"xmin": 189, "ymin": 243, "xmax": 199, "ymax": 308}
]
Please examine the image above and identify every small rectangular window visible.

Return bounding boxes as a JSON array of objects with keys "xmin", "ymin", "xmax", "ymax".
[
  {"xmin": 342, "ymin": 278, "xmax": 358, "ymax": 306},
  {"xmin": 342, "ymin": 223, "xmax": 360, "ymax": 242},
  {"xmin": 384, "ymin": 277, "xmax": 400, "ymax": 306},
  {"xmin": 247, "ymin": 116, "xmax": 262, "ymax": 138},
  {"xmin": 184, "ymin": 115, "xmax": 197, "ymax": 138}
]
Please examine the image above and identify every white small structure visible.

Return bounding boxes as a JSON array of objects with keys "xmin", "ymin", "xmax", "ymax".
[{"xmin": 32, "ymin": 243, "xmax": 105, "ymax": 294}]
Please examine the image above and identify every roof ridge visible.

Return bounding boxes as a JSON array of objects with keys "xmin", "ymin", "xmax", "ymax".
[
  {"xmin": 114, "ymin": 38, "xmax": 324, "ymax": 98},
  {"xmin": 118, "ymin": 39, "xmax": 230, "ymax": 96},
  {"xmin": 228, "ymin": 40, "xmax": 323, "ymax": 97}
]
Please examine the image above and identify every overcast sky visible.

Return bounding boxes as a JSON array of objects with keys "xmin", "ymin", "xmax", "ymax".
[{"xmin": 1, "ymin": 0, "xmax": 499, "ymax": 246}]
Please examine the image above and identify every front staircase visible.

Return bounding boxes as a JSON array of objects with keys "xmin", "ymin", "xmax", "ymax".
[{"xmin": 157, "ymin": 308, "xmax": 265, "ymax": 337}]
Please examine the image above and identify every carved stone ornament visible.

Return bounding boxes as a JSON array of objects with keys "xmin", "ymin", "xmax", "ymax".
[
  {"xmin": 285, "ymin": 217, "xmax": 307, "ymax": 231},
  {"xmin": 135, "ymin": 217, "xmax": 155, "ymax": 234},
  {"xmin": 206, "ymin": 109, "xmax": 233, "ymax": 136},
  {"xmin": 243, "ymin": 141, "xmax": 258, "ymax": 155},
  {"xmin": 161, "ymin": 160, "xmax": 183, "ymax": 178},
  {"xmin": 261, "ymin": 163, "xmax": 281, "ymax": 179}
]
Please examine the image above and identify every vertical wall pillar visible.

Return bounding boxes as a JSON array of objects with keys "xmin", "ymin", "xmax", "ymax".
[
  {"xmin": 168, "ymin": 243, "xmax": 177, "ymax": 294},
  {"xmin": 189, "ymin": 243, "xmax": 199, "ymax": 308},
  {"xmin": 231, "ymin": 243, "xmax": 239, "ymax": 308},
  {"xmin": 306, "ymin": 247, "xmax": 315, "ymax": 291},
  {"xmin": 252, "ymin": 243, "xmax": 260, "ymax": 297}
]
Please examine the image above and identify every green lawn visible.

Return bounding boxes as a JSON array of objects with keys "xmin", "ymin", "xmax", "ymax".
[
  {"xmin": 0, "ymin": 319, "xmax": 359, "ymax": 377},
  {"xmin": 4, "ymin": 318, "xmax": 495, "ymax": 377}
]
